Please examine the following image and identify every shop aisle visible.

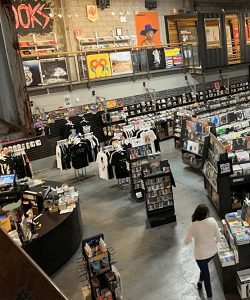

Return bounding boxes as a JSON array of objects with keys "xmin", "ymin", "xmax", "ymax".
[{"xmin": 37, "ymin": 140, "xmax": 231, "ymax": 300}]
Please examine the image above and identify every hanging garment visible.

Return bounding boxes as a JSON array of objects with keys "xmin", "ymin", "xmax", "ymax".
[
  {"xmin": 70, "ymin": 141, "xmax": 90, "ymax": 169},
  {"xmin": 96, "ymin": 151, "xmax": 109, "ymax": 180},
  {"xmin": 110, "ymin": 150, "xmax": 129, "ymax": 179}
]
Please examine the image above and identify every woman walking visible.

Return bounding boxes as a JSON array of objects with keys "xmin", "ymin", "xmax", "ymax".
[{"xmin": 184, "ymin": 204, "xmax": 221, "ymax": 300}]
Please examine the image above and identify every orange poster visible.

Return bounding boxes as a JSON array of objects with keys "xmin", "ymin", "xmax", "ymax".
[{"xmin": 135, "ymin": 11, "xmax": 161, "ymax": 47}]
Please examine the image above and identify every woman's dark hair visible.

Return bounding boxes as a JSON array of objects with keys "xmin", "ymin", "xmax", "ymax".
[{"xmin": 192, "ymin": 204, "xmax": 210, "ymax": 222}]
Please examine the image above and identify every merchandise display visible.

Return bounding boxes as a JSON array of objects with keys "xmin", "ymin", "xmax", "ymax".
[
  {"xmin": 82, "ymin": 234, "xmax": 123, "ymax": 300},
  {"xmin": 143, "ymin": 161, "xmax": 176, "ymax": 227},
  {"xmin": 180, "ymin": 117, "xmax": 213, "ymax": 169}
]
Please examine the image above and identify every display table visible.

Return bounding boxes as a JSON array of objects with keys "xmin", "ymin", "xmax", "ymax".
[
  {"xmin": 1, "ymin": 180, "xmax": 83, "ymax": 276},
  {"xmin": 23, "ymin": 200, "xmax": 83, "ymax": 275}
]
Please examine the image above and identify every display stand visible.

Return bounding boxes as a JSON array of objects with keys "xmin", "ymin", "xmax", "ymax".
[
  {"xmin": 173, "ymin": 109, "xmax": 194, "ymax": 149},
  {"xmin": 81, "ymin": 233, "xmax": 122, "ymax": 300},
  {"xmin": 127, "ymin": 143, "xmax": 154, "ymax": 202},
  {"xmin": 214, "ymin": 212, "xmax": 250, "ymax": 296},
  {"xmin": 180, "ymin": 117, "xmax": 213, "ymax": 170},
  {"xmin": 143, "ymin": 163, "xmax": 176, "ymax": 228}
]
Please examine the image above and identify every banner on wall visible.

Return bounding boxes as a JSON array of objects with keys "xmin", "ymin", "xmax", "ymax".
[
  {"xmin": 110, "ymin": 51, "xmax": 133, "ymax": 76},
  {"xmin": 135, "ymin": 12, "xmax": 161, "ymax": 47},
  {"xmin": 12, "ymin": 0, "xmax": 53, "ymax": 35},
  {"xmin": 164, "ymin": 47, "xmax": 183, "ymax": 68},
  {"xmin": 86, "ymin": 53, "xmax": 112, "ymax": 79},
  {"xmin": 86, "ymin": 5, "xmax": 98, "ymax": 22}
]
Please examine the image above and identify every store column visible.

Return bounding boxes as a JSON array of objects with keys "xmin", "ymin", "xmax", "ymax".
[{"xmin": 0, "ymin": 1, "xmax": 32, "ymax": 139}]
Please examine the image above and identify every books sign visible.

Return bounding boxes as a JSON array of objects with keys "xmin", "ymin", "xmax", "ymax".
[{"xmin": 12, "ymin": 0, "xmax": 53, "ymax": 35}]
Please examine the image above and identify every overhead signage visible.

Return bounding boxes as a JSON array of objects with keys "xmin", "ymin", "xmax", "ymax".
[{"xmin": 12, "ymin": 0, "xmax": 53, "ymax": 35}]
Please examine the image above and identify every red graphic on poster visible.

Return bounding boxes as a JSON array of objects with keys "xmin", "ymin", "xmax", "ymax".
[{"xmin": 12, "ymin": 1, "xmax": 53, "ymax": 35}]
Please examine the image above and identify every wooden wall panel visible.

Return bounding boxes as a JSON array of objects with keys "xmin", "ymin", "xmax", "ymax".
[{"xmin": 0, "ymin": 229, "xmax": 68, "ymax": 300}]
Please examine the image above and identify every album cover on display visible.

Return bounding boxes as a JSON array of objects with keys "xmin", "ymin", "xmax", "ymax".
[
  {"xmin": 40, "ymin": 58, "xmax": 69, "ymax": 85},
  {"xmin": 219, "ymin": 114, "xmax": 228, "ymax": 125},
  {"xmin": 131, "ymin": 51, "xmax": 141, "ymax": 73},
  {"xmin": 110, "ymin": 51, "xmax": 133, "ymax": 76},
  {"xmin": 22, "ymin": 60, "xmax": 43, "ymax": 86},
  {"xmin": 232, "ymin": 138, "xmax": 247, "ymax": 151},
  {"xmin": 147, "ymin": 48, "xmax": 166, "ymax": 70},
  {"xmin": 139, "ymin": 50, "xmax": 148, "ymax": 72},
  {"xmin": 235, "ymin": 111, "xmax": 245, "ymax": 121}
]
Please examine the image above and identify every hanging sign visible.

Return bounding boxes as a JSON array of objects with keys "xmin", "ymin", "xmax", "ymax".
[
  {"xmin": 12, "ymin": 0, "xmax": 53, "ymax": 35},
  {"xmin": 86, "ymin": 5, "xmax": 98, "ymax": 23}
]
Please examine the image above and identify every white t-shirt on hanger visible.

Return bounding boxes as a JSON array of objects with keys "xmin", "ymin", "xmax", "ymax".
[{"xmin": 96, "ymin": 151, "xmax": 109, "ymax": 180}]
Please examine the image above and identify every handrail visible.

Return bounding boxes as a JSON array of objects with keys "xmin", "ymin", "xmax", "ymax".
[{"xmin": 20, "ymin": 42, "xmax": 198, "ymax": 59}]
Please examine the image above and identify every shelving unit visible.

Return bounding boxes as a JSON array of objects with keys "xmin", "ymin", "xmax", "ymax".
[
  {"xmin": 77, "ymin": 32, "xmax": 132, "ymax": 51},
  {"xmin": 82, "ymin": 233, "xmax": 122, "ymax": 300},
  {"xmin": 173, "ymin": 109, "xmax": 194, "ymax": 149},
  {"xmin": 18, "ymin": 33, "xmax": 59, "ymax": 56},
  {"xmin": 143, "ymin": 169, "xmax": 176, "ymax": 228},
  {"xmin": 180, "ymin": 117, "xmax": 213, "ymax": 169},
  {"xmin": 203, "ymin": 103, "xmax": 250, "ymax": 217},
  {"xmin": 127, "ymin": 143, "xmax": 155, "ymax": 201}
]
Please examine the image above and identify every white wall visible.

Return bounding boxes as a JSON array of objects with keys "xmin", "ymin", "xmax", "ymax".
[
  {"xmin": 30, "ymin": 67, "xmax": 249, "ymax": 113},
  {"xmin": 31, "ymin": 72, "xmax": 192, "ymax": 112}
]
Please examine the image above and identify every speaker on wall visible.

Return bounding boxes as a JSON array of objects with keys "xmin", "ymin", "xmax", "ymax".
[
  {"xmin": 145, "ymin": 0, "xmax": 157, "ymax": 10},
  {"xmin": 96, "ymin": 0, "xmax": 110, "ymax": 10}
]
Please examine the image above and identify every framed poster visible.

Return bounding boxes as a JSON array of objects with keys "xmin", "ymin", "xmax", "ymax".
[
  {"xmin": 22, "ymin": 60, "xmax": 42, "ymax": 86},
  {"xmin": 86, "ymin": 53, "xmax": 112, "ymax": 79},
  {"xmin": 110, "ymin": 51, "xmax": 133, "ymax": 76},
  {"xmin": 147, "ymin": 48, "xmax": 166, "ymax": 70},
  {"xmin": 135, "ymin": 12, "xmax": 161, "ymax": 47},
  {"xmin": 164, "ymin": 47, "xmax": 183, "ymax": 68},
  {"xmin": 40, "ymin": 58, "xmax": 69, "ymax": 85}
]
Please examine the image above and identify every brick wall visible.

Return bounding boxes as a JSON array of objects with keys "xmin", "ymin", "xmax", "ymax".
[{"xmin": 60, "ymin": 0, "xmax": 183, "ymax": 51}]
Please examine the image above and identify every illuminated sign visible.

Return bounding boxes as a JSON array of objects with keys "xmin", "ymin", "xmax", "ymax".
[{"xmin": 12, "ymin": 0, "xmax": 53, "ymax": 34}]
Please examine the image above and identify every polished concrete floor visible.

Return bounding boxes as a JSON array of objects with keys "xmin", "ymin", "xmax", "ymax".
[{"xmin": 36, "ymin": 140, "xmax": 240, "ymax": 300}]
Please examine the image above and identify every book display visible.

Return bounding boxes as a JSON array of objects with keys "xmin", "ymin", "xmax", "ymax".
[{"xmin": 143, "ymin": 163, "xmax": 176, "ymax": 227}]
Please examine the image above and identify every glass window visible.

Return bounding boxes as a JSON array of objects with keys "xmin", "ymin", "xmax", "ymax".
[
  {"xmin": 246, "ymin": 17, "xmax": 250, "ymax": 44},
  {"xmin": 204, "ymin": 18, "xmax": 221, "ymax": 49}
]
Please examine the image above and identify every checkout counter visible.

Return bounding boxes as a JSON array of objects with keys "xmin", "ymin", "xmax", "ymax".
[{"xmin": 0, "ymin": 178, "xmax": 83, "ymax": 276}]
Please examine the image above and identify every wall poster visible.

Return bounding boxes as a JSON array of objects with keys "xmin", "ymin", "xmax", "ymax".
[
  {"xmin": 110, "ymin": 51, "xmax": 133, "ymax": 76},
  {"xmin": 12, "ymin": 0, "xmax": 53, "ymax": 35},
  {"xmin": 86, "ymin": 53, "xmax": 112, "ymax": 79},
  {"xmin": 40, "ymin": 58, "xmax": 69, "ymax": 85},
  {"xmin": 135, "ymin": 12, "xmax": 161, "ymax": 47},
  {"xmin": 164, "ymin": 47, "xmax": 183, "ymax": 68},
  {"xmin": 147, "ymin": 48, "xmax": 166, "ymax": 70},
  {"xmin": 22, "ymin": 60, "xmax": 42, "ymax": 86}
]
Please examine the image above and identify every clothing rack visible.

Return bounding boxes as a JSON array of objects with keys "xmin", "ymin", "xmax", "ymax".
[{"xmin": 74, "ymin": 167, "xmax": 87, "ymax": 178}]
